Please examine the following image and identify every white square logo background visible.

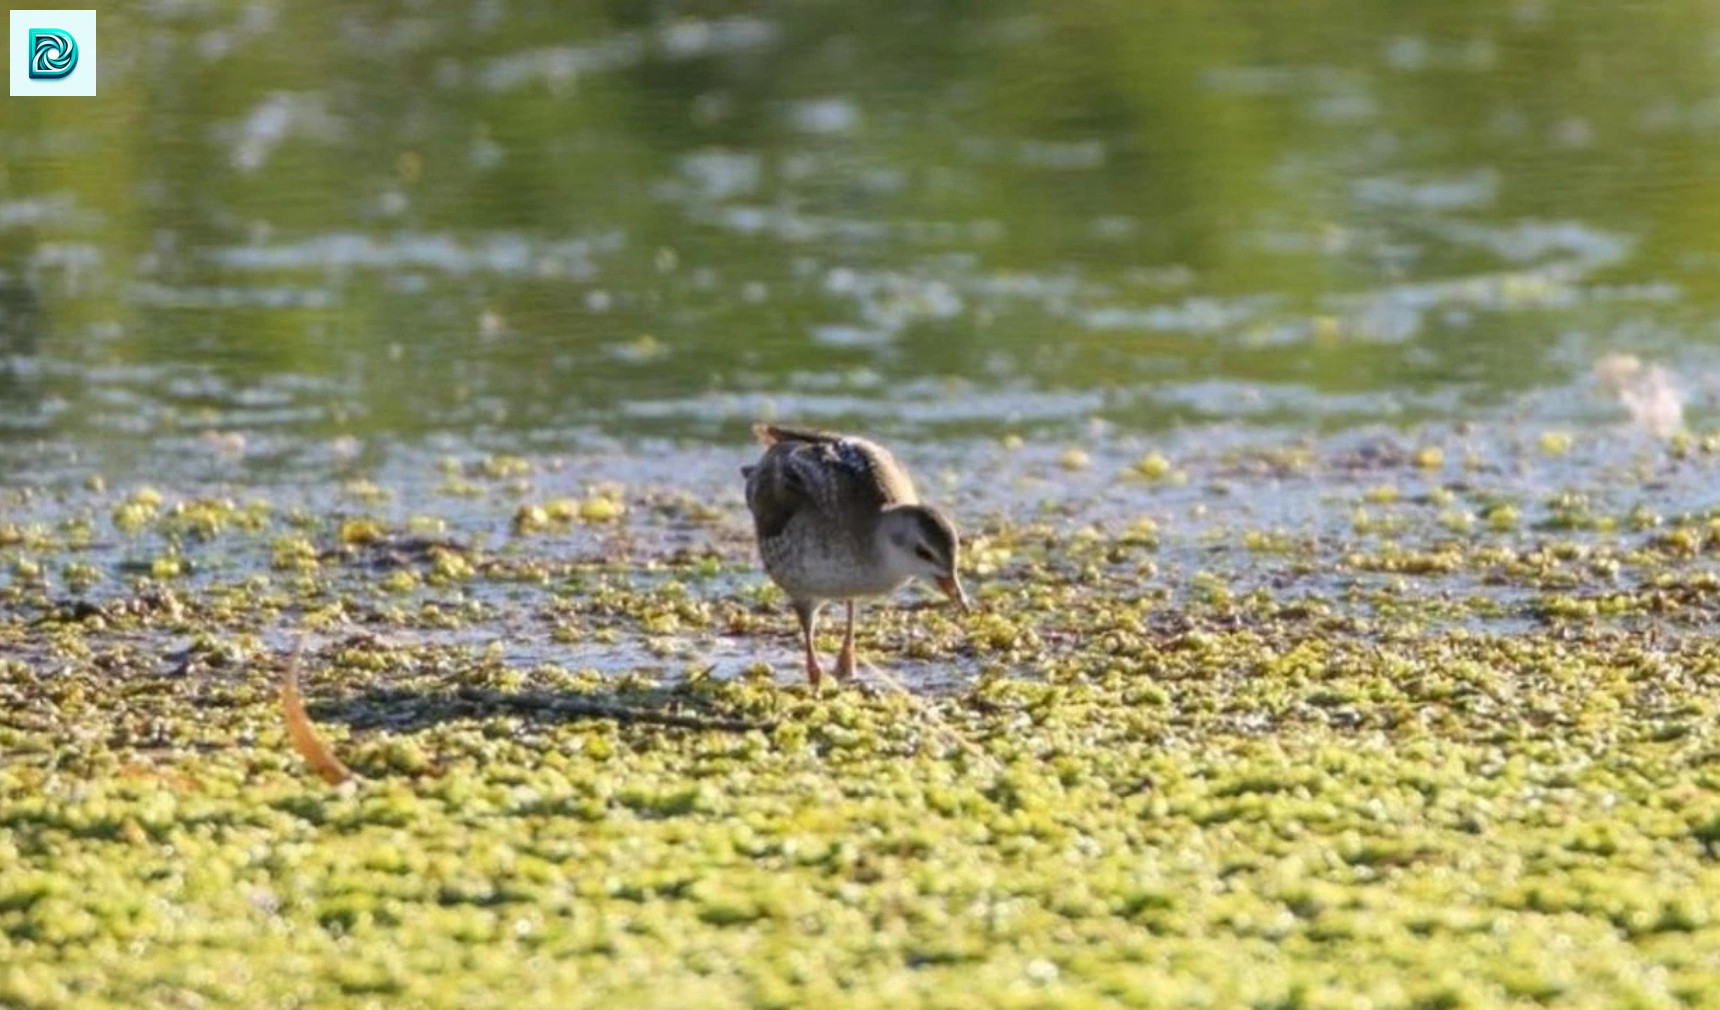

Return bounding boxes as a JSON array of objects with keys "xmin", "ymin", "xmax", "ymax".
[{"xmin": 10, "ymin": 9, "xmax": 97, "ymax": 96}]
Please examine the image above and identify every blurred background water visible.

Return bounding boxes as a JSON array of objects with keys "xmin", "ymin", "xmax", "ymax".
[{"xmin": 3, "ymin": 0, "xmax": 1719, "ymax": 486}]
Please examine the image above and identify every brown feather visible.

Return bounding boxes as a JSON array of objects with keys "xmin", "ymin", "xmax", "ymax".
[
  {"xmin": 743, "ymin": 423, "xmax": 920, "ymax": 541},
  {"xmin": 744, "ymin": 452, "xmax": 802, "ymax": 539},
  {"xmin": 753, "ymin": 423, "xmax": 842, "ymax": 447}
]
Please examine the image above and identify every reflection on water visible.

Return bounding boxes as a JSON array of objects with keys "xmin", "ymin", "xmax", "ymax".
[{"xmin": 5, "ymin": 0, "xmax": 1720, "ymax": 484}]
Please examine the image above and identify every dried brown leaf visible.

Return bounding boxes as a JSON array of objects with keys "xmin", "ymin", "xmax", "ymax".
[{"xmin": 280, "ymin": 637, "xmax": 353, "ymax": 785}]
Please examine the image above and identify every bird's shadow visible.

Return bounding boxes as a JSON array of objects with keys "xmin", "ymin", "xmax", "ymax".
[{"xmin": 305, "ymin": 682, "xmax": 778, "ymax": 736}]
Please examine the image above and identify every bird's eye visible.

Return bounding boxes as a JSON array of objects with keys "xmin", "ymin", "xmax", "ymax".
[{"xmin": 913, "ymin": 546, "xmax": 936, "ymax": 563}]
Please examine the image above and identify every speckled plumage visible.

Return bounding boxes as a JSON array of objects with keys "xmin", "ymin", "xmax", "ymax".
[
  {"xmin": 745, "ymin": 425, "xmax": 917, "ymax": 597},
  {"xmin": 741, "ymin": 423, "xmax": 967, "ymax": 686}
]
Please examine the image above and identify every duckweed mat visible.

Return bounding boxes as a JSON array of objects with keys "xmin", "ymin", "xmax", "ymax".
[{"xmin": 6, "ymin": 428, "xmax": 1720, "ymax": 1009}]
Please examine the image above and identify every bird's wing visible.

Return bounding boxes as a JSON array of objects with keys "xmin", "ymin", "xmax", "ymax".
[
  {"xmin": 743, "ymin": 446, "xmax": 803, "ymax": 539},
  {"xmin": 745, "ymin": 424, "xmax": 919, "ymax": 536}
]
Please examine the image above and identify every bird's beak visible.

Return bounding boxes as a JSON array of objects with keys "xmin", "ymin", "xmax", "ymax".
[{"xmin": 936, "ymin": 575, "xmax": 970, "ymax": 613}]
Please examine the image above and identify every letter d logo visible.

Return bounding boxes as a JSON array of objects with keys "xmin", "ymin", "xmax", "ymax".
[{"xmin": 28, "ymin": 28, "xmax": 77, "ymax": 79}]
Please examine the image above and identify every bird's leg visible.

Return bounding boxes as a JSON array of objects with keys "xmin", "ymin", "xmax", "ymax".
[
  {"xmin": 794, "ymin": 600, "xmax": 825, "ymax": 688},
  {"xmin": 835, "ymin": 600, "xmax": 858, "ymax": 681}
]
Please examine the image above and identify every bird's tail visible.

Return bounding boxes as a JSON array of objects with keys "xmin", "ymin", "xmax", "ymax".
[{"xmin": 753, "ymin": 422, "xmax": 841, "ymax": 447}]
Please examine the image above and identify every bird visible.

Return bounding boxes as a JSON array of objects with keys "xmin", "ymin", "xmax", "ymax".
[{"xmin": 741, "ymin": 423, "xmax": 969, "ymax": 687}]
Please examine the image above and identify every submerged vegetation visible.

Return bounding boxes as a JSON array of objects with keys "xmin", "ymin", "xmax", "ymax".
[{"xmin": 6, "ymin": 428, "xmax": 1720, "ymax": 1007}]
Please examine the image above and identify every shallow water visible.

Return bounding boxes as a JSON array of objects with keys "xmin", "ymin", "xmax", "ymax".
[{"xmin": 5, "ymin": 2, "xmax": 1720, "ymax": 489}]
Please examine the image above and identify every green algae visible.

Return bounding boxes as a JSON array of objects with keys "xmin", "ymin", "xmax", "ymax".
[{"xmin": 6, "ymin": 433, "xmax": 1720, "ymax": 1007}]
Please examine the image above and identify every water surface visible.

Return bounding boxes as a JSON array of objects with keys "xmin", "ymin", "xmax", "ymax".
[{"xmin": 4, "ymin": 1, "xmax": 1720, "ymax": 487}]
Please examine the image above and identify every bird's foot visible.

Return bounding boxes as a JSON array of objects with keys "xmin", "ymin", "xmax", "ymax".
[{"xmin": 834, "ymin": 644, "xmax": 857, "ymax": 682}]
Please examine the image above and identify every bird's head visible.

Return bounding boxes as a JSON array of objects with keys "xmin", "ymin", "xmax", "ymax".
[{"xmin": 880, "ymin": 504, "xmax": 969, "ymax": 610}]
